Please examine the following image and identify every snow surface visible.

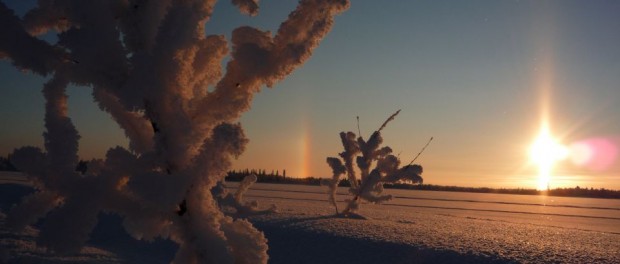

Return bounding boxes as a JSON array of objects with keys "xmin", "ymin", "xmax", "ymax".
[
  {"xmin": 243, "ymin": 183, "xmax": 620, "ymax": 264},
  {"xmin": 1, "ymin": 174, "xmax": 619, "ymax": 263}
]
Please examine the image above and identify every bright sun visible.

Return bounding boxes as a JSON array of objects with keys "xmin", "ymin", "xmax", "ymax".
[{"xmin": 529, "ymin": 125, "xmax": 568, "ymax": 190}]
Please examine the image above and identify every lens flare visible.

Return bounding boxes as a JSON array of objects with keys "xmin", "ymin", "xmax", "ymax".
[
  {"xmin": 570, "ymin": 142, "xmax": 594, "ymax": 166},
  {"xmin": 569, "ymin": 138, "xmax": 618, "ymax": 171}
]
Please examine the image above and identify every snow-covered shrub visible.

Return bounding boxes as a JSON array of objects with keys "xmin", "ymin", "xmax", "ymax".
[
  {"xmin": 212, "ymin": 174, "xmax": 277, "ymax": 217},
  {"xmin": 323, "ymin": 110, "xmax": 424, "ymax": 217},
  {"xmin": 1, "ymin": 0, "xmax": 349, "ymax": 262}
]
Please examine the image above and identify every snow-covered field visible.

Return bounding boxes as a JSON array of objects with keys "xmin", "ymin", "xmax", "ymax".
[
  {"xmin": 243, "ymin": 183, "xmax": 620, "ymax": 263},
  {"xmin": 1, "ymin": 173, "xmax": 619, "ymax": 263}
]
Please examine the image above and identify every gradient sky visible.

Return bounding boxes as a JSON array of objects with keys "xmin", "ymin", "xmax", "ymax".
[{"xmin": 1, "ymin": 0, "xmax": 619, "ymax": 189}]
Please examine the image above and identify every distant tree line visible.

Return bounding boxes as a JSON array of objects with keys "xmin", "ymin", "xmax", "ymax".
[
  {"xmin": 226, "ymin": 169, "xmax": 324, "ymax": 185},
  {"xmin": 226, "ymin": 169, "xmax": 620, "ymax": 200},
  {"xmin": 545, "ymin": 186, "xmax": 620, "ymax": 199},
  {"xmin": 383, "ymin": 183, "xmax": 620, "ymax": 199},
  {"xmin": 227, "ymin": 168, "xmax": 286, "ymax": 182}
]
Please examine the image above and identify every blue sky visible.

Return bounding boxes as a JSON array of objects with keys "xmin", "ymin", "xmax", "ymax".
[{"xmin": 2, "ymin": 0, "xmax": 619, "ymax": 189}]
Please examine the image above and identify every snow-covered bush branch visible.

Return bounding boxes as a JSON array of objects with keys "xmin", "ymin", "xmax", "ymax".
[
  {"xmin": 1, "ymin": 0, "xmax": 349, "ymax": 263},
  {"xmin": 324, "ymin": 110, "xmax": 424, "ymax": 217},
  {"xmin": 212, "ymin": 174, "xmax": 277, "ymax": 217}
]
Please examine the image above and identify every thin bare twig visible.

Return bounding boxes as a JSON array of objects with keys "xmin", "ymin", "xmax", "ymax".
[{"xmin": 407, "ymin": 137, "xmax": 433, "ymax": 166}]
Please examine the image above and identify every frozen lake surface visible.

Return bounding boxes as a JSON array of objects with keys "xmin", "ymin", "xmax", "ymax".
[
  {"xmin": 237, "ymin": 183, "xmax": 620, "ymax": 263},
  {"xmin": 1, "ymin": 175, "xmax": 619, "ymax": 263},
  {"xmin": 240, "ymin": 183, "xmax": 620, "ymax": 234}
]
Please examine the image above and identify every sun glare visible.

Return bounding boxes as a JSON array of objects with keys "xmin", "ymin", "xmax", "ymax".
[{"xmin": 529, "ymin": 125, "xmax": 568, "ymax": 190}]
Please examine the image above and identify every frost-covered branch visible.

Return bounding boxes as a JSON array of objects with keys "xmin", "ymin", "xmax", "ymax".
[
  {"xmin": 322, "ymin": 157, "xmax": 346, "ymax": 214},
  {"xmin": 325, "ymin": 110, "xmax": 425, "ymax": 217},
  {"xmin": 213, "ymin": 174, "xmax": 277, "ymax": 217},
  {"xmin": 1, "ymin": 0, "xmax": 349, "ymax": 262}
]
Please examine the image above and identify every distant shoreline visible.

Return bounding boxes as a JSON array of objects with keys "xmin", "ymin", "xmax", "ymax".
[
  {"xmin": 2, "ymin": 170, "xmax": 618, "ymax": 200},
  {"xmin": 225, "ymin": 171, "xmax": 620, "ymax": 200}
]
